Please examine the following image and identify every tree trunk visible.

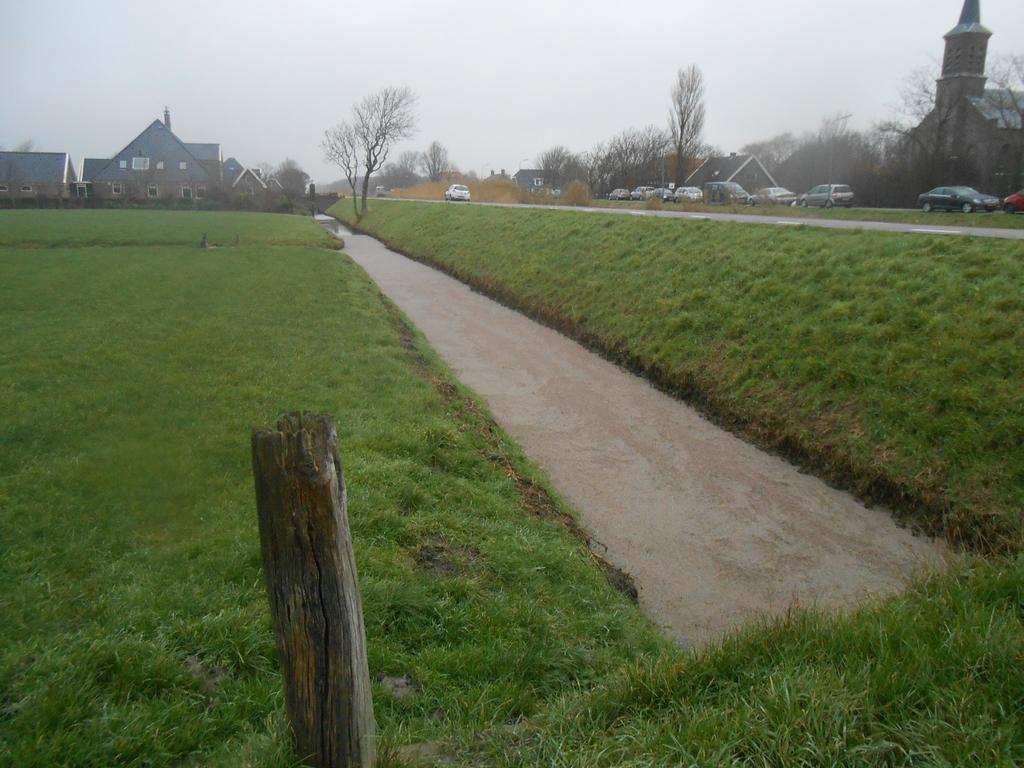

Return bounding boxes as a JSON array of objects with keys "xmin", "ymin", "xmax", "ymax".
[
  {"xmin": 251, "ymin": 412, "xmax": 375, "ymax": 768},
  {"xmin": 360, "ymin": 173, "xmax": 371, "ymax": 215}
]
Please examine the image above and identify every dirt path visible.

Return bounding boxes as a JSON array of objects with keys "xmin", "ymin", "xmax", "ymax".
[{"xmin": 325, "ymin": 219, "xmax": 947, "ymax": 647}]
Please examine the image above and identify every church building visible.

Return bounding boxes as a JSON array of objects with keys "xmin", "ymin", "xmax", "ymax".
[{"xmin": 913, "ymin": 0, "xmax": 1023, "ymax": 195}]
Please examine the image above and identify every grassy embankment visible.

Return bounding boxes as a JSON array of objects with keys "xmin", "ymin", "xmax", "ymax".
[
  {"xmin": 387, "ymin": 178, "xmax": 1024, "ymax": 229},
  {"xmin": 4, "ymin": 208, "xmax": 1023, "ymax": 766},
  {"xmin": 0, "ymin": 210, "xmax": 664, "ymax": 765},
  {"xmin": 331, "ymin": 200, "xmax": 1023, "ymax": 552}
]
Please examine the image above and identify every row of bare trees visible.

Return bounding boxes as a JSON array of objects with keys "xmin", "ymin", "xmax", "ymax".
[{"xmin": 530, "ymin": 65, "xmax": 711, "ymax": 194}]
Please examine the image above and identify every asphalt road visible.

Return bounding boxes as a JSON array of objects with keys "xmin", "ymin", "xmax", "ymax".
[{"xmin": 373, "ymin": 197, "xmax": 1024, "ymax": 240}]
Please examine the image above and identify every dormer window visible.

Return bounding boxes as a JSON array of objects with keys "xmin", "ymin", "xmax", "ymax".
[
  {"xmin": 119, "ymin": 160, "xmax": 128, "ymax": 169},
  {"xmin": 132, "ymin": 157, "xmax": 150, "ymax": 171},
  {"xmin": 179, "ymin": 161, "xmax": 188, "ymax": 170}
]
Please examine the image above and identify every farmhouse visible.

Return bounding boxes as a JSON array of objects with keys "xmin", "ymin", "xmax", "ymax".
[
  {"xmin": 685, "ymin": 153, "xmax": 777, "ymax": 192},
  {"xmin": 82, "ymin": 109, "xmax": 221, "ymax": 202},
  {"xmin": 512, "ymin": 168, "xmax": 546, "ymax": 192},
  {"xmin": 0, "ymin": 151, "xmax": 77, "ymax": 202}
]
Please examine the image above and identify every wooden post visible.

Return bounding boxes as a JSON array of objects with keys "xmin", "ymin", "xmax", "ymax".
[{"xmin": 251, "ymin": 412, "xmax": 375, "ymax": 768}]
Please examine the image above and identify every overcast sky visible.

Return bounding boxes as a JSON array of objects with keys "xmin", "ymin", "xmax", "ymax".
[{"xmin": 1, "ymin": 0, "xmax": 1021, "ymax": 183}]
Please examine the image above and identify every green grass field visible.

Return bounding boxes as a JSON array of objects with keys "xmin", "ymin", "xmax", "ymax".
[
  {"xmin": 0, "ymin": 209, "xmax": 337, "ymax": 248},
  {"xmin": 330, "ymin": 200, "xmax": 1023, "ymax": 551},
  {"xmin": 0, "ymin": 210, "xmax": 664, "ymax": 765},
  {"xmin": 4, "ymin": 209, "xmax": 1023, "ymax": 766}
]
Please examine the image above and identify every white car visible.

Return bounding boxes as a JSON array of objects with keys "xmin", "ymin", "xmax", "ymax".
[
  {"xmin": 444, "ymin": 184, "xmax": 471, "ymax": 202},
  {"xmin": 673, "ymin": 186, "xmax": 702, "ymax": 202}
]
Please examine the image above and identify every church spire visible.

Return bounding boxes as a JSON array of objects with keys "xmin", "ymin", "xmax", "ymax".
[
  {"xmin": 938, "ymin": 0, "xmax": 990, "ymax": 106},
  {"xmin": 959, "ymin": 0, "xmax": 980, "ymax": 26},
  {"xmin": 946, "ymin": 0, "xmax": 990, "ymax": 37}
]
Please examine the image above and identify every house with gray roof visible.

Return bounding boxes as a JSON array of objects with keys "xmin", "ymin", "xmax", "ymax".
[
  {"xmin": 82, "ymin": 109, "xmax": 221, "ymax": 202},
  {"xmin": 0, "ymin": 151, "xmax": 77, "ymax": 202},
  {"xmin": 685, "ymin": 153, "xmax": 777, "ymax": 192},
  {"xmin": 512, "ymin": 169, "xmax": 546, "ymax": 192}
]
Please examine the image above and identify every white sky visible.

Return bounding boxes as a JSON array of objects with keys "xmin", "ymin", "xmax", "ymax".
[{"xmin": 1, "ymin": 0, "xmax": 1021, "ymax": 183}]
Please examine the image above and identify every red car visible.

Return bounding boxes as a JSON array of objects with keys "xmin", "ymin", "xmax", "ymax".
[{"xmin": 1004, "ymin": 190, "xmax": 1024, "ymax": 214}]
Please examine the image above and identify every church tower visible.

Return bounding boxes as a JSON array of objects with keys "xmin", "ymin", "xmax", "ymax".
[{"xmin": 936, "ymin": 0, "xmax": 991, "ymax": 108}]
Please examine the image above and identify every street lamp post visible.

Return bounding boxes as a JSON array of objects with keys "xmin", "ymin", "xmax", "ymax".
[{"xmin": 826, "ymin": 113, "xmax": 853, "ymax": 192}]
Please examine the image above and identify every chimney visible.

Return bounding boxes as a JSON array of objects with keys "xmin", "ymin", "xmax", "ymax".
[{"xmin": 163, "ymin": 107, "xmax": 171, "ymax": 130}]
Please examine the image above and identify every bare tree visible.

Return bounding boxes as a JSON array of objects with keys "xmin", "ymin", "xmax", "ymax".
[
  {"xmin": 14, "ymin": 139, "xmax": 35, "ymax": 152},
  {"xmin": 740, "ymin": 132, "xmax": 798, "ymax": 171},
  {"xmin": 987, "ymin": 54, "xmax": 1024, "ymax": 195},
  {"xmin": 537, "ymin": 145, "xmax": 577, "ymax": 189},
  {"xmin": 255, "ymin": 161, "xmax": 275, "ymax": 181},
  {"xmin": 336, "ymin": 86, "xmax": 417, "ymax": 214},
  {"xmin": 379, "ymin": 150, "xmax": 422, "ymax": 190},
  {"xmin": 421, "ymin": 140, "xmax": 451, "ymax": 182},
  {"xmin": 275, "ymin": 158, "xmax": 310, "ymax": 198},
  {"xmin": 323, "ymin": 123, "xmax": 361, "ymax": 216},
  {"xmin": 604, "ymin": 126, "xmax": 671, "ymax": 190},
  {"xmin": 668, "ymin": 65, "xmax": 706, "ymax": 185}
]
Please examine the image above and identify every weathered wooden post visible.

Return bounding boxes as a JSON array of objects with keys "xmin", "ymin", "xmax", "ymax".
[{"xmin": 251, "ymin": 412, "xmax": 375, "ymax": 768}]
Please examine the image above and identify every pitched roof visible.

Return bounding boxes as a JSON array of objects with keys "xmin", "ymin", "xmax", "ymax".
[
  {"xmin": 685, "ymin": 154, "xmax": 778, "ymax": 187},
  {"xmin": 92, "ymin": 120, "xmax": 211, "ymax": 182},
  {"xmin": 971, "ymin": 89, "xmax": 1024, "ymax": 129},
  {"xmin": 0, "ymin": 151, "xmax": 74, "ymax": 184},
  {"xmin": 222, "ymin": 157, "xmax": 245, "ymax": 185},
  {"xmin": 81, "ymin": 158, "xmax": 109, "ymax": 182},
  {"xmin": 185, "ymin": 143, "xmax": 220, "ymax": 161},
  {"xmin": 946, "ymin": 0, "xmax": 990, "ymax": 36},
  {"xmin": 231, "ymin": 167, "xmax": 267, "ymax": 189}
]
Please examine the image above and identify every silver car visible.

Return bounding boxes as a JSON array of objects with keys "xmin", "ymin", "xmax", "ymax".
[
  {"xmin": 673, "ymin": 186, "xmax": 703, "ymax": 202},
  {"xmin": 607, "ymin": 188, "xmax": 630, "ymax": 201},
  {"xmin": 799, "ymin": 184, "xmax": 854, "ymax": 208}
]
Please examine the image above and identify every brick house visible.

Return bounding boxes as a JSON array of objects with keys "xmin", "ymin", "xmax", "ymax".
[
  {"xmin": 82, "ymin": 109, "xmax": 221, "ymax": 202},
  {"xmin": 0, "ymin": 151, "xmax": 77, "ymax": 202}
]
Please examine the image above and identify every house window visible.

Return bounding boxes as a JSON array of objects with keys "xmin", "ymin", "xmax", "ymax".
[
  {"xmin": 147, "ymin": 184, "xmax": 158, "ymax": 198},
  {"xmin": 533, "ymin": 177, "xmax": 544, "ymax": 187},
  {"xmin": 112, "ymin": 183, "xmax": 123, "ymax": 195},
  {"xmin": 0, "ymin": 184, "xmax": 7, "ymax": 192},
  {"xmin": 20, "ymin": 185, "xmax": 32, "ymax": 193},
  {"xmin": 156, "ymin": 161, "xmax": 164, "ymax": 170},
  {"xmin": 178, "ymin": 161, "xmax": 187, "ymax": 170},
  {"xmin": 132, "ymin": 157, "xmax": 150, "ymax": 171},
  {"xmin": 181, "ymin": 185, "xmax": 193, "ymax": 200},
  {"xmin": 119, "ymin": 160, "xmax": 128, "ymax": 169},
  {"xmin": 195, "ymin": 184, "xmax": 205, "ymax": 199}
]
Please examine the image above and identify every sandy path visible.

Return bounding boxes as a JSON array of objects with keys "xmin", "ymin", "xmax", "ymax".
[{"xmin": 325, "ymin": 220, "xmax": 946, "ymax": 647}]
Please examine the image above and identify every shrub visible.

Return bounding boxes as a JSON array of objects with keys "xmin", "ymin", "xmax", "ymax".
[
  {"xmin": 562, "ymin": 181, "xmax": 592, "ymax": 207},
  {"xmin": 644, "ymin": 195, "xmax": 663, "ymax": 210}
]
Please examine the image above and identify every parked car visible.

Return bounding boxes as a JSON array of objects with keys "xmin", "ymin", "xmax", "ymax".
[
  {"xmin": 1002, "ymin": 189, "xmax": 1024, "ymax": 213},
  {"xmin": 704, "ymin": 181, "xmax": 751, "ymax": 205},
  {"xmin": 798, "ymin": 184, "xmax": 854, "ymax": 208},
  {"xmin": 673, "ymin": 186, "xmax": 703, "ymax": 202},
  {"xmin": 650, "ymin": 187, "xmax": 675, "ymax": 202},
  {"xmin": 749, "ymin": 187, "xmax": 798, "ymax": 206},
  {"xmin": 375, "ymin": 185, "xmax": 389, "ymax": 197},
  {"xmin": 917, "ymin": 186, "xmax": 1000, "ymax": 213},
  {"xmin": 607, "ymin": 188, "xmax": 631, "ymax": 201},
  {"xmin": 630, "ymin": 186, "xmax": 655, "ymax": 200},
  {"xmin": 444, "ymin": 184, "xmax": 471, "ymax": 202}
]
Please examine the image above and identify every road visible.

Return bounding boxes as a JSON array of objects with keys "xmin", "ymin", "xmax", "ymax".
[
  {"xmin": 320, "ymin": 217, "xmax": 948, "ymax": 648},
  {"xmin": 372, "ymin": 197, "xmax": 1024, "ymax": 240}
]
